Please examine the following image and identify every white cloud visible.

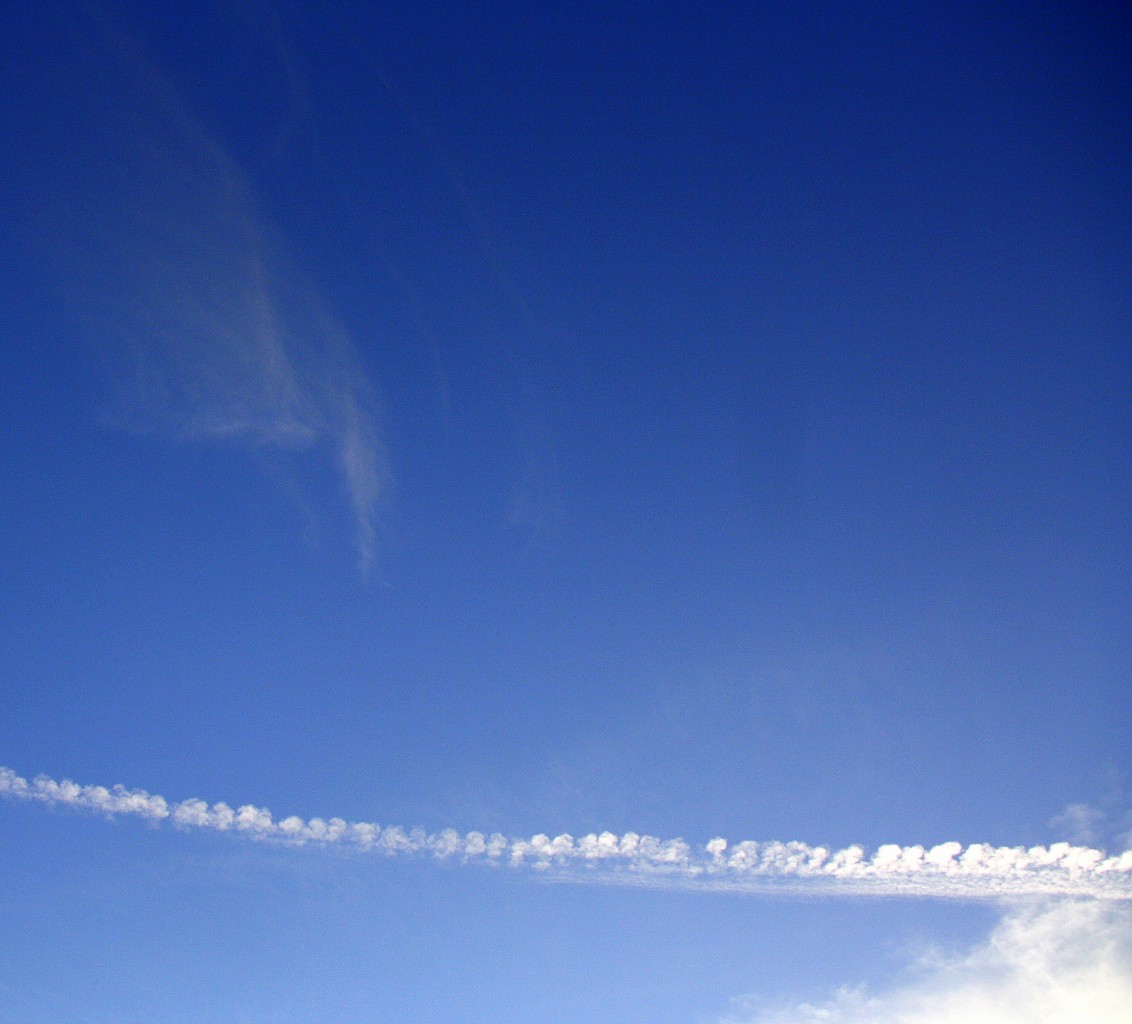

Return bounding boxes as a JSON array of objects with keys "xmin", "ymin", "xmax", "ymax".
[
  {"xmin": 43, "ymin": 35, "xmax": 385, "ymax": 569},
  {"xmin": 1049, "ymin": 802, "xmax": 1106, "ymax": 846},
  {"xmin": 1117, "ymin": 813, "xmax": 1132, "ymax": 854},
  {"xmin": 727, "ymin": 899, "xmax": 1132, "ymax": 1024},
  {"xmin": 3, "ymin": 767, "xmax": 1130, "ymax": 901},
  {"xmin": 116, "ymin": 144, "xmax": 385, "ymax": 569}
]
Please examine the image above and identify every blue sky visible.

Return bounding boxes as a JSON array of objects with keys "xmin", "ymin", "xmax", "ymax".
[{"xmin": 1, "ymin": 2, "xmax": 1130, "ymax": 1021}]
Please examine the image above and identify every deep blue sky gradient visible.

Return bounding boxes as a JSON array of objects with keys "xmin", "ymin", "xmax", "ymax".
[{"xmin": 1, "ymin": 3, "xmax": 1129, "ymax": 1021}]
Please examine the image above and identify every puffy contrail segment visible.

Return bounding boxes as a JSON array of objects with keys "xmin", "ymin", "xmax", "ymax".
[{"xmin": 3, "ymin": 767, "xmax": 1130, "ymax": 900}]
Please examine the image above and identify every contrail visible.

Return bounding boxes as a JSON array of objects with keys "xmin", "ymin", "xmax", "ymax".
[{"xmin": 3, "ymin": 767, "xmax": 1130, "ymax": 900}]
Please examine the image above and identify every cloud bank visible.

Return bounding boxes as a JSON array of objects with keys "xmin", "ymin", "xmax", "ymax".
[
  {"xmin": 3, "ymin": 768, "xmax": 1130, "ymax": 901},
  {"xmin": 728, "ymin": 899, "xmax": 1132, "ymax": 1024}
]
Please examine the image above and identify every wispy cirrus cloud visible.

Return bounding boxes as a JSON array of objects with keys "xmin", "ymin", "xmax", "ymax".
[
  {"xmin": 1049, "ymin": 802, "xmax": 1107, "ymax": 846},
  {"xmin": 725, "ymin": 899, "xmax": 1132, "ymax": 1024},
  {"xmin": 37, "ymin": 18, "xmax": 384, "ymax": 569},
  {"xmin": 3, "ymin": 767, "xmax": 1130, "ymax": 901},
  {"xmin": 109, "ymin": 136, "xmax": 384, "ymax": 570}
]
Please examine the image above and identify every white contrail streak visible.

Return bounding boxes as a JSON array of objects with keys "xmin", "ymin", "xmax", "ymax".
[{"xmin": 3, "ymin": 767, "xmax": 1130, "ymax": 900}]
